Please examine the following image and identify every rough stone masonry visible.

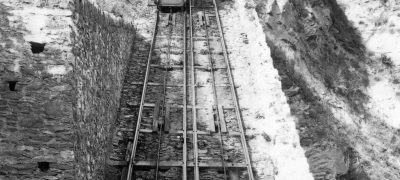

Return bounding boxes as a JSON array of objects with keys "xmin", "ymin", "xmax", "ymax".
[
  {"xmin": 0, "ymin": 0, "xmax": 136, "ymax": 179},
  {"xmin": 0, "ymin": 0, "xmax": 74, "ymax": 179}
]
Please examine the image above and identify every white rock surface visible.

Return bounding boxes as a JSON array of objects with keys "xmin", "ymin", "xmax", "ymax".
[
  {"xmin": 219, "ymin": 0, "xmax": 314, "ymax": 179},
  {"xmin": 337, "ymin": 0, "xmax": 400, "ymax": 129}
]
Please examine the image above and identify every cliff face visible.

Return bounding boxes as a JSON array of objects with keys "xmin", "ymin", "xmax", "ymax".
[{"xmin": 251, "ymin": 0, "xmax": 400, "ymax": 179}]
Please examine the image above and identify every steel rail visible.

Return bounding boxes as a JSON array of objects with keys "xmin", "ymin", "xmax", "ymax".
[
  {"xmin": 155, "ymin": 11, "xmax": 175, "ymax": 180},
  {"xmin": 182, "ymin": 5, "xmax": 188, "ymax": 180},
  {"xmin": 211, "ymin": 0, "xmax": 255, "ymax": 179},
  {"xmin": 199, "ymin": 0, "xmax": 227, "ymax": 179},
  {"xmin": 189, "ymin": 0, "xmax": 200, "ymax": 179},
  {"xmin": 126, "ymin": 9, "xmax": 160, "ymax": 180}
]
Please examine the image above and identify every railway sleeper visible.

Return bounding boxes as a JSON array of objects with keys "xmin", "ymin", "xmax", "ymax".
[{"xmin": 108, "ymin": 160, "xmax": 248, "ymax": 168}]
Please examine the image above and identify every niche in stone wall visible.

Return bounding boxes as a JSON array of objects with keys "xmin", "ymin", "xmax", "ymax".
[
  {"xmin": 29, "ymin": 41, "xmax": 46, "ymax": 54},
  {"xmin": 37, "ymin": 162, "xmax": 50, "ymax": 172},
  {"xmin": 7, "ymin": 81, "xmax": 18, "ymax": 91}
]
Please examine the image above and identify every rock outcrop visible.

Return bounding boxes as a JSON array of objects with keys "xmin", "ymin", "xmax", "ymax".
[{"xmin": 252, "ymin": 0, "xmax": 400, "ymax": 179}]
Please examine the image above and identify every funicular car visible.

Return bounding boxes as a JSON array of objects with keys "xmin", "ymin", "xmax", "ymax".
[{"xmin": 148, "ymin": 0, "xmax": 186, "ymax": 7}]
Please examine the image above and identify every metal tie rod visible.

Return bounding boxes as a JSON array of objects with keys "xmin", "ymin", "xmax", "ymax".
[
  {"xmin": 182, "ymin": 4, "xmax": 188, "ymax": 180},
  {"xmin": 189, "ymin": 0, "xmax": 200, "ymax": 179}
]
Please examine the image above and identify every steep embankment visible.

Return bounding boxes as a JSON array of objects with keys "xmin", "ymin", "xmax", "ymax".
[
  {"xmin": 250, "ymin": 0, "xmax": 400, "ymax": 179},
  {"xmin": 218, "ymin": 1, "xmax": 314, "ymax": 179}
]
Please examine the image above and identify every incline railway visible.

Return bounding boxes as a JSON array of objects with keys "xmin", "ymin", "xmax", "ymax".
[{"xmin": 113, "ymin": 0, "xmax": 255, "ymax": 179}]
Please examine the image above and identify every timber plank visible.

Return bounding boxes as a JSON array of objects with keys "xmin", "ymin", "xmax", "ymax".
[
  {"xmin": 209, "ymin": 106, "xmax": 216, "ymax": 132},
  {"xmin": 218, "ymin": 105, "xmax": 227, "ymax": 132},
  {"xmin": 153, "ymin": 100, "xmax": 161, "ymax": 132},
  {"xmin": 164, "ymin": 103, "xmax": 171, "ymax": 132}
]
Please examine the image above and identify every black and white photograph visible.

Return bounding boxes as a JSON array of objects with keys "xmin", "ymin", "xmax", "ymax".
[{"xmin": 1, "ymin": 0, "xmax": 399, "ymax": 179}]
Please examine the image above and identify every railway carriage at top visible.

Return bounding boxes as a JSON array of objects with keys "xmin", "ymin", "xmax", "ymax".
[{"xmin": 148, "ymin": 0, "xmax": 187, "ymax": 7}]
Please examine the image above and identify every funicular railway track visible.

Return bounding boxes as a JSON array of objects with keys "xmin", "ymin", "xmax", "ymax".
[{"xmin": 119, "ymin": 0, "xmax": 255, "ymax": 179}]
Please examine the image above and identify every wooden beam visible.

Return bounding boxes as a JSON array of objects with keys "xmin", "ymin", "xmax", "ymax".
[
  {"xmin": 172, "ymin": 14, "xmax": 176, "ymax": 26},
  {"xmin": 107, "ymin": 159, "xmax": 127, "ymax": 166},
  {"xmin": 142, "ymin": 103, "xmax": 240, "ymax": 110},
  {"xmin": 198, "ymin": 12, "xmax": 204, "ymax": 26},
  {"xmin": 133, "ymin": 161, "xmax": 247, "ymax": 168},
  {"xmin": 139, "ymin": 129, "xmax": 153, "ymax": 133},
  {"xmin": 196, "ymin": 162, "xmax": 248, "ymax": 168},
  {"xmin": 154, "ymin": 36, "xmax": 221, "ymax": 41},
  {"xmin": 209, "ymin": 106, "xmax": 216, "ymax": 132},
  {"xmin": 205, "ymin": 14, "xmax": 210, "ymax": 26},
  {"xmin": 135, "ymin": 161, "xmax": 182, "ymax": 167},
  {"xmin": 218, "ymin": 105, "xmax": 227, "ymax": 132},
  {"xmin": 130, "ymin": 82, "xmax": 233, "ymax": 87},
  {"xmin": 125, "ymin": 141, "xmax": 132, "ymax": 162},
  {"xmin": 107, "ymin": 160, "xmax": 248, "ymax": 168},
  {"xmin": 229, "ymin": 168, "xmax": 240, "ymax": 180},
  {"xmin": 164, "ymin": 103, "xmax": 171, "ymax": 132},
  {"xmin": 138, "ymin": 129, "xmax": 259, "ymax": 136},
  {"xmin": 191, "ymin": 6, "xmax": 214, "ymax": 8},
  {"xmin": 153, "ymin": 100, "xmax": 161, "ymax": 132}
]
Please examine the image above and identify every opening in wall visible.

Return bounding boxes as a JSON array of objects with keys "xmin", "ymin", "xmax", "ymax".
[
  {"xmin": 29, "ymin": 42, "xmax": 46, "ymax": 54},
  {"xmin": 7, "ymin": 81, "xmax": 17, "ymax": 91},
  {"xmin": 37, "ymin": 162, "xmax": 50, "ymax": 172}
]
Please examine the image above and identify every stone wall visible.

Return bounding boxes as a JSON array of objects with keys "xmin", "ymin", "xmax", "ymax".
[
  {"xmin": 71, "ymin": 0, "xmax": 135, "ymax": 179},
  {"xmin": 0, "ymin": 0, "xmax": 136, "ymax": 179},
  {"xmin": 0, "ymin": 0, "xmax": 74, "ymax": 179}
]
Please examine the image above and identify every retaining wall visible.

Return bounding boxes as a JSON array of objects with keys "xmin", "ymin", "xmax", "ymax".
[
  {"xmin": 71, "ymin": 0, "xmax": 136, "ymax": 179},
  {"xmin": 0, "ymin": 0, "xmax": 74, "ymax": 179}
]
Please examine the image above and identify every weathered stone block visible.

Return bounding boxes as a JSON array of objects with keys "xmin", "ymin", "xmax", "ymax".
[
  {"xmin": 44, "ymin": 100, "xmax": 65, "ymax": 117},
  {"xmin": 60, "ymin": 150, "xmax": 74, "ymax": 162},
  {"xmin": 30, "ymin": 135, "xmax": 53, "ymax": 142},
  {"xmin": 19, "ymin": 117, "xmax": 44, "ymax": 128},
  {"xmin": 17, "ymin": 145, "xmax": 35, "ymax": 151},
  {"xmin": 26, "ymin": 81, "xmax": 43, "ymax": 91}
]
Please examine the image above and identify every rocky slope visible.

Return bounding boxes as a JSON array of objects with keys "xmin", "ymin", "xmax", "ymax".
[
  {"xmin": 337, "ymin": 0, "xmax": 400, "ymax": 130},
  {"xmin": 249, "ymin": 0, "xmax": 400, "ymax": 179},
  {"xmin": 219, "ymin": 0, "xmax": 314, "ymax": 179}
]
